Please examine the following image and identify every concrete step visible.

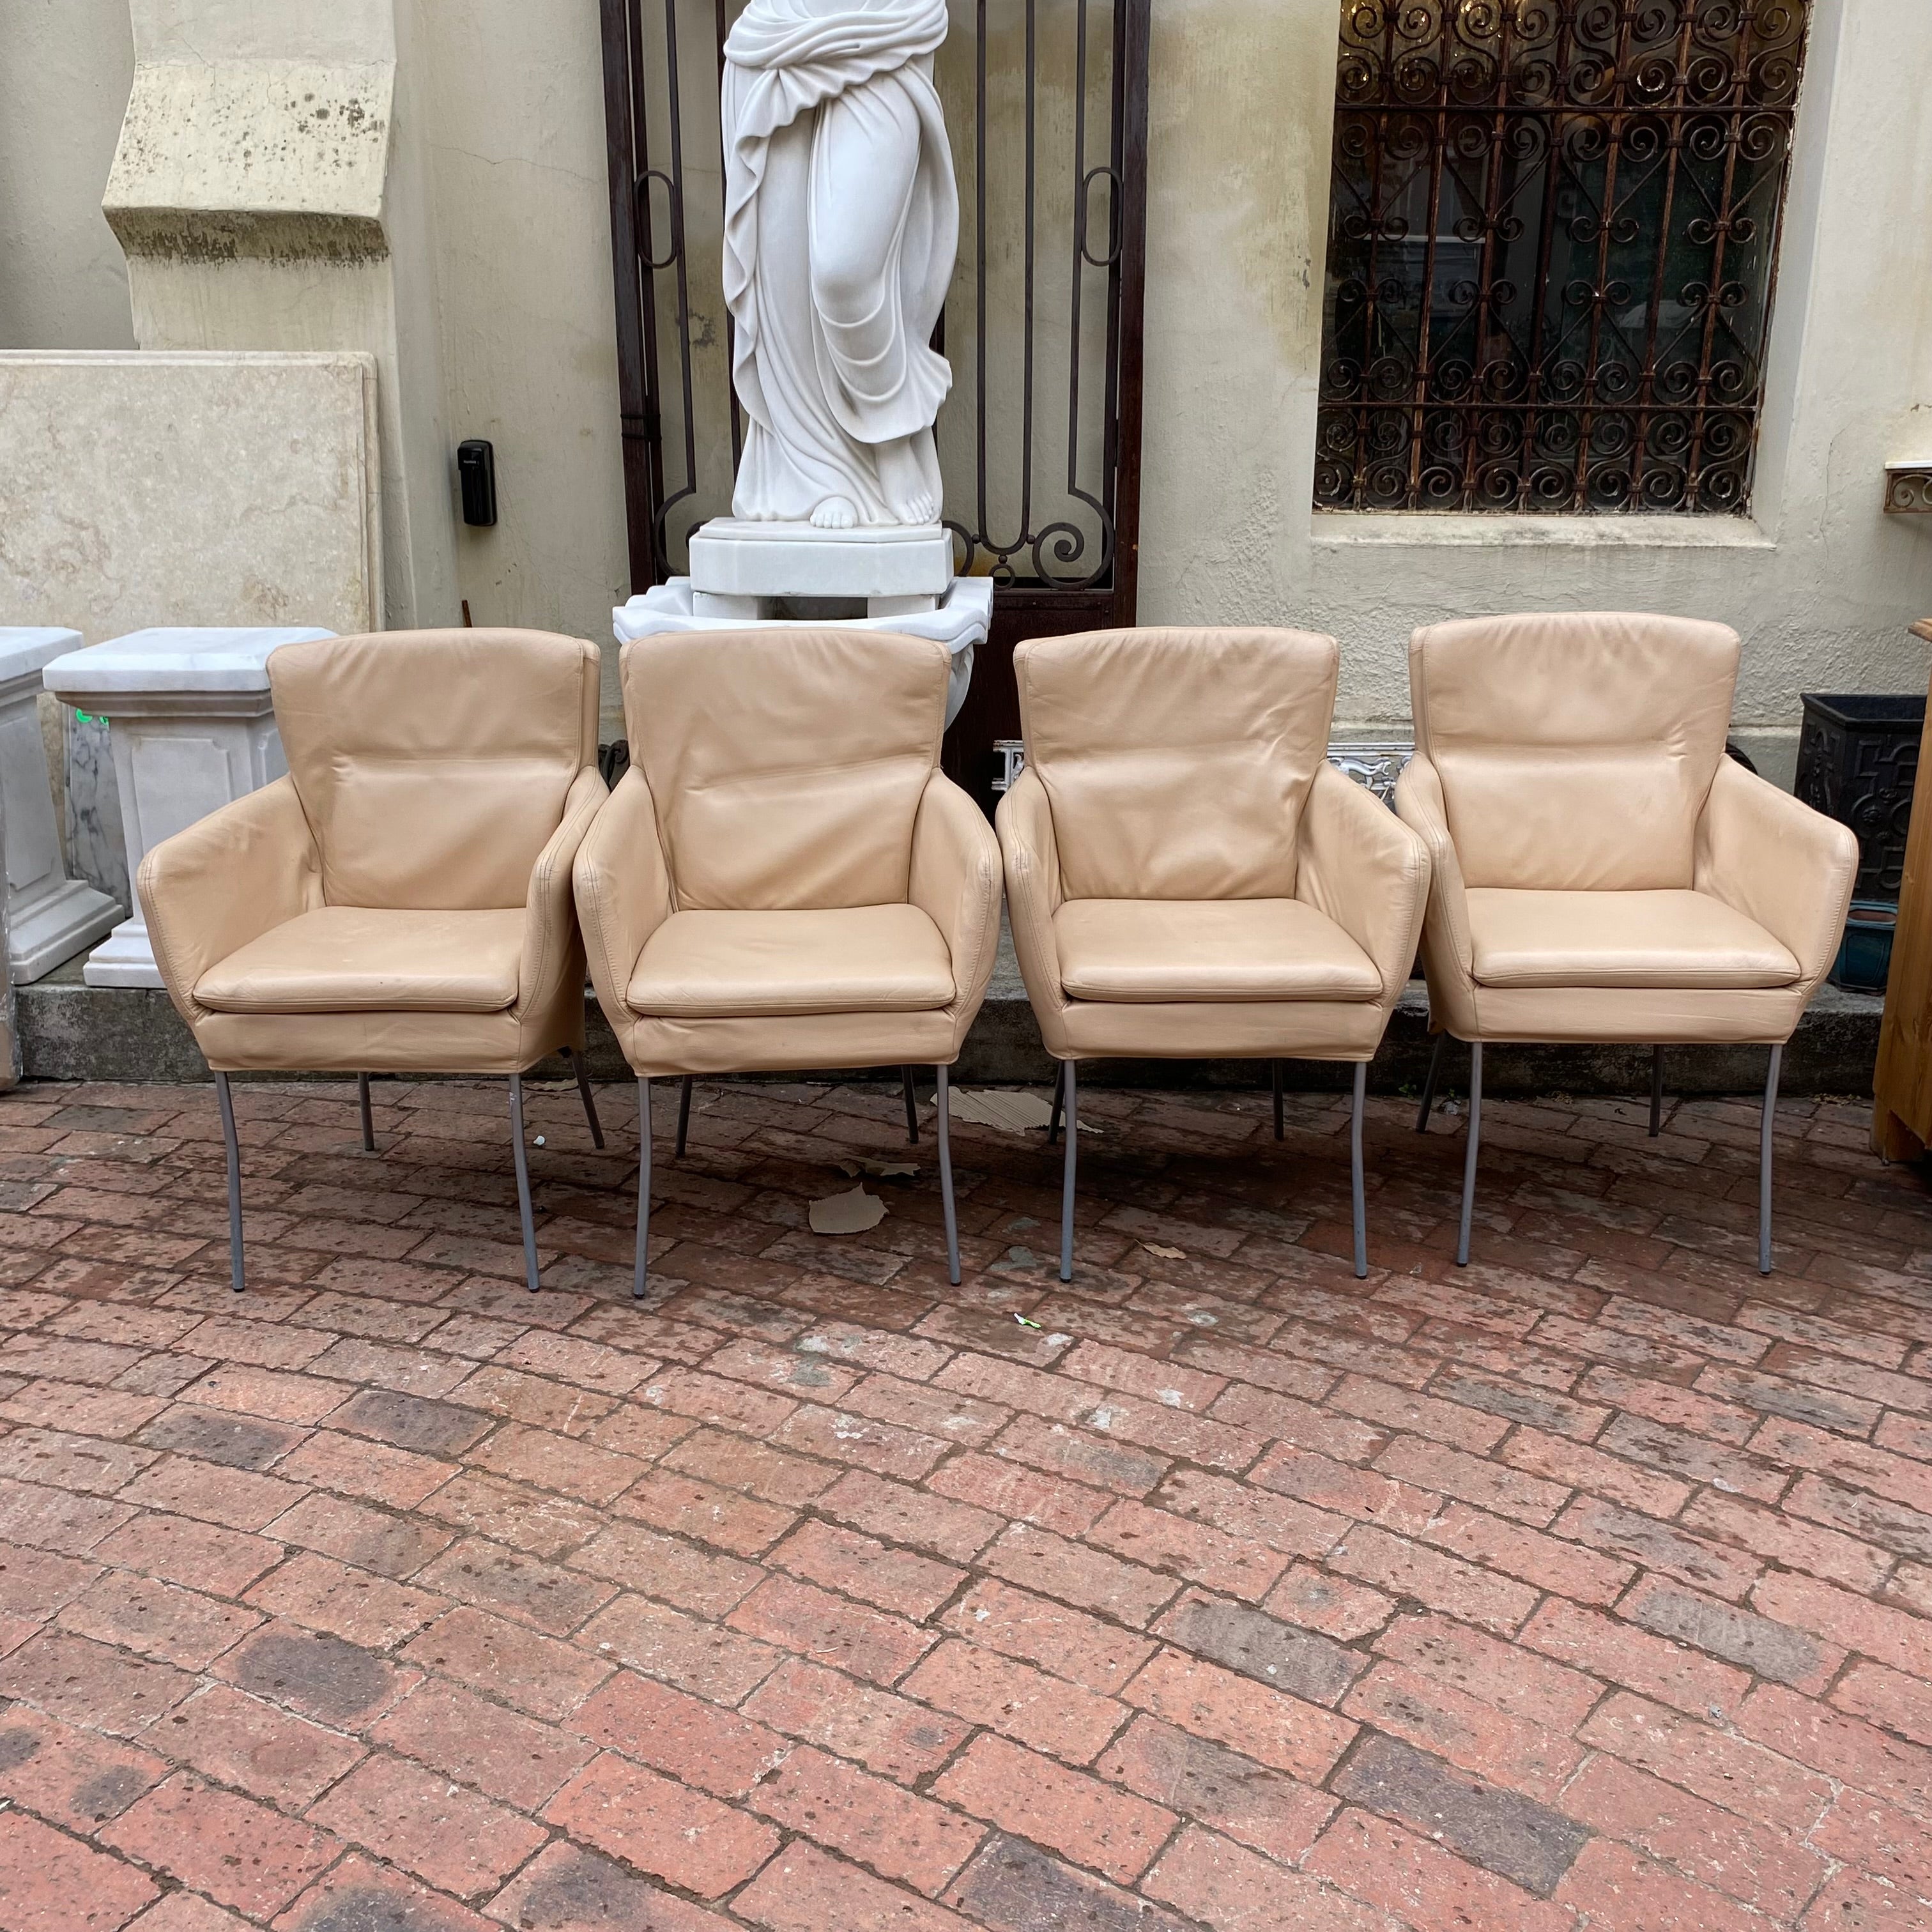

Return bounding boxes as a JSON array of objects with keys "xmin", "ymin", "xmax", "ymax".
[{"xmin": 17, "ymin": 924, "xmax": 1883, "ymax": 1098}]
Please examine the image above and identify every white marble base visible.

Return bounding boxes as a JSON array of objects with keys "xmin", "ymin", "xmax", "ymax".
[
  {"xmin": 11, "ymin": 881, "xmax": 121, "ymax": 985},
  {"xmin": 43, "ymin": 627, "xmax": 332, "ymax": 988},
  {"xmin": 615, "ymin": 576, "xmax": 990, "ymax": 728},
  {"xmin": 78, "ymin": 919, "xmax": 169, "ymax": 990},
  {"xmin": 688, "ymin": 519, "xmax": 954, "ymax": 601},
  {"xmin": 0, "ymin": 629, "xmax": 120, "ymax": 981}
]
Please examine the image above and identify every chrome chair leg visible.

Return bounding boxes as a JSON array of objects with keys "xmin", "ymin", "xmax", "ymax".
[
  {"xmin": 509, "ymin": 1074, "xmax": 540, "ymax": 1293},
  {"xmin": 213, "ymin": 1070, "xmax": 245, "ymax": 1294},
  {"xmin": 675, "ymin": 1074, "xmax": 693, "ymax": 1158},
  {"xmin": 936, "ymin": 1064, "xmax": 960, "ymax": 1285},
  {"xmin": 1416, "ymin": 1031, "xmax": 1446, "ymax": 1133},
  {"xmin": 1047, "ymin": 1059, "xmax": 1065, "ymax": 1146},
  {"xmin": 1350, "ymin": 1061, "xmax": 1368, "ymax": 1279},
  {"xmin": 1456, "ymin": 1041, "xmax": 1483, "ymax": 1267},
  {"xmin": 564, "ymin": 1045, "xmax": 605, "ymax": 1149},
  {"xmin": 1271, "ymin": 1060, "xmax": 1285, "ymax": 1140},
  {"xmin": 902, "ymin": 1066, "xmax": 920, "ymax": 1145},
  {"xmin": 358, "ymin": 1072, "xmax": 375, "ymax": 1153},
  {"xmin": 1650, "ymin": 1046, "xmax": 1664, "ymax": 1138},
  {"xmin": 1059, "ymin": 1059, "xmax": 1078, "ymax": 1282},
  {"xmin": 635, "ymin": 1075, "xmax": 654, "ymax": 1299},
  {"xmin": 1760, "ymin": 1043, "xmax": 1782, "ymax": 1275}
]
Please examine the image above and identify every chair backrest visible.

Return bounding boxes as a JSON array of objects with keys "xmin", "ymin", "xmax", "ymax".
[
  {"xmin": 1015, "ymin": 627, "xmax": 1339, "ymax": 901},
  {"xmin": 270, "ymin": 629, "xmax": 598, "ymax": 910},
  {"xmin": 1409, "ymin": 612, "xmax": 1740, "ymax": 892},
  {"xmin": 624, "ymin": 629, "xmax": 948, "ymax": 911}
]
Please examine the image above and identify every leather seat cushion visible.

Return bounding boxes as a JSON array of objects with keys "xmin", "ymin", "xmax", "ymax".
[
  {"xmin": 195, "ymin": 907, "xmax": 525, "ymax": 1014},
  {"xmin": 627, "ymin": 904, "xmax": 954, "ymax": 1018},
  {"xmin": 1054, "ymin": 898, "xmax": 1383, "ymax": 1004},
  {"xmin": 1466, "ymin": 888, "xmax": 1800, "ymax": 989}
]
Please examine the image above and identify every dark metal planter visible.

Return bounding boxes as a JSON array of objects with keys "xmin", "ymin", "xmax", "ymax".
[{"xmin": 1797, "ymin": 693, "xmax": 1925, "ymax": 902}]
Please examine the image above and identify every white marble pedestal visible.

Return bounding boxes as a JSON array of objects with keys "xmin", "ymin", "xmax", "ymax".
[
  {"xmin": 0, "ymin": 629, "xmax": 121, "ymax": 981},
  {"xmin": 614, "ymin": 576, "xmax": 989, "ymax": 728},
  {"xmin": 43, "ymin": 627, "xmax": 334, "ymax": 988},
  {"xmin": 687, "ymin": 519, "xmax": 954, "ymax": 619}
]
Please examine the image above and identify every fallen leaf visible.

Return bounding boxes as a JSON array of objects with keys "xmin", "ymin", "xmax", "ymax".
[
  {"xmin": 834, "ymin": 1157, "xmax": 921, "ymax": 1179},
  {"xmin": 1144, "ymin": 1243, "xmax": 1185, "ymax": 1260},
  {"xmin": 809, "ymin": 1186, "xmax": 888, "ymax": 1235},
  {"xmin": 944, "ymin": 1089, "xmax": 1055, "ymax": 1131}
]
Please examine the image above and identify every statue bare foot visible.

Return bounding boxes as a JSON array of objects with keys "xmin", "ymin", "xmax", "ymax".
[
  {"xmin": 876, "ymin": 436, "xmax": 939, "ymax": 525},
  {"xmin": 810, "ymin": 496, "xmax": 859, "ymax": 530}
]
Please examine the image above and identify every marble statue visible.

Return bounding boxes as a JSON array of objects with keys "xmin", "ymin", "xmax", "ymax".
[{"xmin": 721, "ymin": 0, "xmax": 958, "ymax": 530}]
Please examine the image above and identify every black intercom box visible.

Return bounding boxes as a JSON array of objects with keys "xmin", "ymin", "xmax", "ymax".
[{"xmin": 457, "ymin": 440, "xmax": 498, "ymax": 526}]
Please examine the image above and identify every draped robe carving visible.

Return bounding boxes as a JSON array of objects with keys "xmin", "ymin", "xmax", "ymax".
[{"xmin": 722, "ymin": 0, "xmax": 959, "ymax": 528}]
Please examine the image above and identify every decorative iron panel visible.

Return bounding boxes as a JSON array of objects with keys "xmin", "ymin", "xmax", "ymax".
[{"xmin": 1316, "ymin": 0, "xmax": 1813, "ymax": 515}]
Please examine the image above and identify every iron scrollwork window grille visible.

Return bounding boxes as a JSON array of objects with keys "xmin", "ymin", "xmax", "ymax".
[{"xmin": 1316, "ymin": 0, "xmax": 1814, "ymax": 516}]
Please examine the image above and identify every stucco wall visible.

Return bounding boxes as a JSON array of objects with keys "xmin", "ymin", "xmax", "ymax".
[
  {"xmin": 1138, "ymin": 0, "xmax": 1932, "ymax": 770},
  {"xmin": 0, "ymin": 0, "xmax": 136, "ymax": 349},
  {"xmin": 413, "ymin": 1, "xmax": 630, "ymax": 708},
  {"xmin": 6, "ymin": 0, "xmax": 1930, "ymax": 759}
]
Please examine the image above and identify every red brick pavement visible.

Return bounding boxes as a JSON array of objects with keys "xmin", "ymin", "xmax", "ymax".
[{"xmin": 0, "ymin": 1070, "xmax": 1928, "ymax": 1931}]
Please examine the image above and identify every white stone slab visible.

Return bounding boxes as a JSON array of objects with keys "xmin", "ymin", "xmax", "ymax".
[
  {"xmin": 688, "ymin": 518, "xmax": 954, "ymax": 601},
  {"xmin": 0, "ymin": 630, "xmax": 119, "ymax": 981},
  {"xmin": 0, "ymin": 629, "xmax": 88, "ymax": 682},
  {"xmin": 43, "ymin": 627, "xmax": 333, "ymax": 699},
  {"xmin": 0, "ymin": 353, "xmax": 381, "ymax": 644},
  {"xmin": 43, "ymin": 627, "xmax": 334, "ymax": 988},
  {"xmin": 615, "ymin": 576, "xmax": 989, "ymax": 729}
]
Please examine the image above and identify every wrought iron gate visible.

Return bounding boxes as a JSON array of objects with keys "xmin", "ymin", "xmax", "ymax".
[{"xmin": 599, "ymin": 0, "xmax": 1150, "ymax": 801}]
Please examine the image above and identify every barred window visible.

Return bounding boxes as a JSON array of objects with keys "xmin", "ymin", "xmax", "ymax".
[{"xmin": 1316, "ymin": 1, "xmax": 1813, "ymax": 514}]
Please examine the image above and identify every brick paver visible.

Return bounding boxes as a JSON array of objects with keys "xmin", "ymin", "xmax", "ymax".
[{"xmin": 0, "ymin": 1071, "xmax": 1927, "ymax": 1929}]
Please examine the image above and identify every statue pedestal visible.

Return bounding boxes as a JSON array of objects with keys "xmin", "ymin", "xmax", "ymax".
[
  {"xmin": 615, "ymin": 575, "xmax": 989, "ymax": 728},
  {"xmin": 43, "ymin": 626, "xmax": 334, "ymax": 988},
  {"xmin": 687, "ymin": 518, "xmax": 953, "ymax": 617},
  {"xmin": 0, "ymin": 629, "xmax": 120, "ymax": 983}
]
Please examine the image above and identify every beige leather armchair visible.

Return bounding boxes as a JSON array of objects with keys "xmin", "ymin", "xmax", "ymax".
[
  {"xmin": 574, "ymin": 629, "xmax": 1002, "ymax": 1295},
  {"xmin": 997, "ymin": 627, "xmax": 1431, "ymax": 1280},
  {"xmin": 139, "ymin": 630, "xmax": 608, "ymax": 1293},
  {"xmin": 1396, "ymin": 613, "xmax": 1857, "ymax": 1273}
]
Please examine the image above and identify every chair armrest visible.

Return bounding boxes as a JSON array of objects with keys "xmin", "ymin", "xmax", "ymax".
[
  {"xmin": 993, "ymin": 765, "xmax": 1066, "ymax": 1018},
  {"xmin": 520, "ymin": 764, "xmax": 609, "ymax": 1018},
  {"xmin": 1696, "ymin": 757, "xmax": 1857, "ymax": 989},
  {"xmin": 1393, "ymin": 753, "xmax": 1475, "ymax": 984},
  {"xmin": 136, "ymin": 776, "xmax": 322, "ymax": 1022},
  {"xmin": 908, "ymin": 773, "xmax": 1002, "ymax": 1011},
  {"xmin": 572, "ymin": 765, "xmax": 674, "ymax": 1020},
  {"xmin": 1296, "ymin": 762, "xmax": 1431, "ymax": 1000}
]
